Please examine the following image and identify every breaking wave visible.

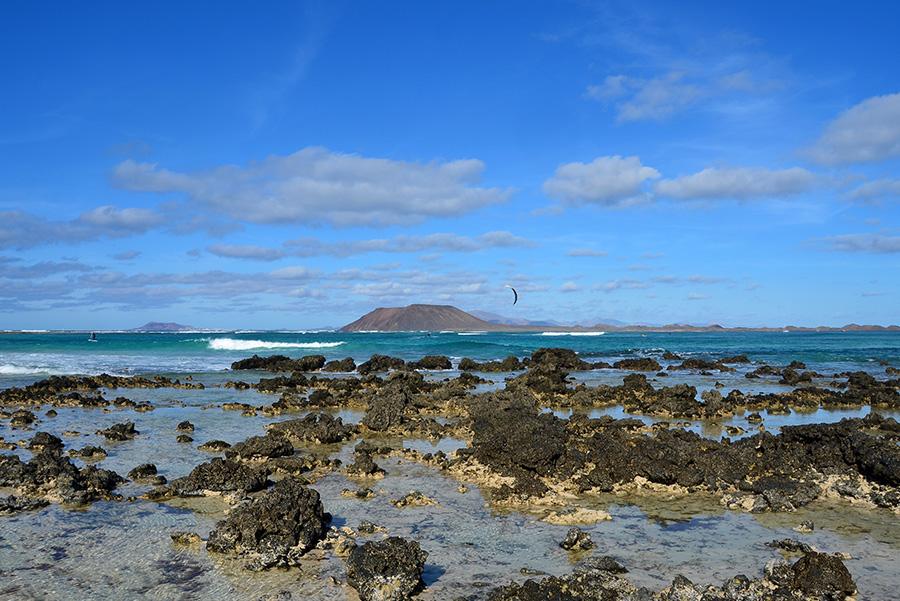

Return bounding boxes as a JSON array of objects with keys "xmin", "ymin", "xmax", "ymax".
[
  {"xmin": 207, "ymin": 338, "xmax": 345, "ymax": 351},
  {"xmin": 540, "ymin": 331, "xmax": 605, "ymax": 337}
]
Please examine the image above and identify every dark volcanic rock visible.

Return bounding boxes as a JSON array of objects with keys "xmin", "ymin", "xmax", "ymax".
[
  {"xmin": 459, "ymin": 356, "xmax": 524, "ymax": 372},
  {"xmin": 168, "ymin": 458, "xmax": 267, "ymax": 496},
  {"xmin": 559, "ymin": 527, "xmax": 594, "ymax": 551},
  {"xmin": 128, "ymin": 463, "xmax": 159, "ymax": 481},
  {"xmin": 231, "ymin": 354, "xmax": 325, "ymax": 372},
  {"xmin": 176, "ymin": 421, "xmax": 195, "ymax": 432},
  {"xmin": 207, "ymin": 478, "xmax": 329, "ymax": 569},
  {"xmin": 0, "ymin": 450, "xmax": 123, "ymax": 505},
  {"xmin": 27, "ymin": 432, "xmax": 64, "ymax": 454},
  {"xmin": 529, "ymin": 348, "xmax": 593, "ymax": 371},
  {"xmin": 613, "ymin": 358, "xmax": 662, "ymax": 371},
  {"xmin": 791, "ymin": 552, "xmax": 856, "ymax": 598},
  {"xmin": 226, "ymin": 434, "xmax": 294, "ymax": 461},
  {"xmin": 471, "ymin": 401, "xmax": 567, "ymax": 480},
  {"xmin": 0, "ymin": 494, "xmax": 50, "ymax": 514},
  {"xmin": 198, "ymin": 440, "xmax": 232, "ymax": 452},
  {"xmin": 267, "ymin": 412, "xmax": 355, "ymax": 444},
  {"xmin": 346, "ymin": 537, "xmax": 428, "ymax": 601},
  {"xmin": 97, "ymin": 421, "xmax": 138, "ymax": 441},
  {"xmin": 357, "ymin": 354, "xmax": 406, "ymax": 375},
  {"xmin": 323, "ymin": 357, "xmax": 357, "ymax": 372},
  {"xmin": 407, "ymin": 355, "xmax": 452, "ymax": 370}
]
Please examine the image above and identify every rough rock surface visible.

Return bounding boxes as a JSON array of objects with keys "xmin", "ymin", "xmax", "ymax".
[
  {"xmin": 346, "ymin": 537, "xmax": 428, "ymax": 601},
  {"xmin": 267, "ymin": 412, "xmax": 355, "ymax": 444},
  {"xmin": 207, "ymin": 478, "xmax": 329, "ymax": 569},
  {"xmin": 168, "ymin": 458, "xmax": 268, "ymax": 496}
]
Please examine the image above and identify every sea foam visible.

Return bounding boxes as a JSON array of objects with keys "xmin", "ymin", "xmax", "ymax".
[
  {"xmin": 207, "ymin": 338, "xmax": 345, "ymax": 351},
  {"xmin": 540, "ymin": 331, "xmax": 605, "ymax": 336}
]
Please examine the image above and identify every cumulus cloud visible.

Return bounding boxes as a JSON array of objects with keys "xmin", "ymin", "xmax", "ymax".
[
  {"xmin": 848, "ymin": 178, "xmax": 900, "ymax": 203},
  {"xmin": 0, "ymin": 206, "xmax": 164, "ymax": 249},
  {"xmin": 543, "ymin": 156, "xmax": 660, "ymax": 206},
  {"xmin": 826, "ymin": 234, "xmax": 900, "ymax": 254},
  {"xmin": 807, "ymin": 93, "xmax": 900, "ymax": 165},
  {"xmin": 112, "ymin": 147, "xmax": 511, "ymax": 227},
  {"xmin": 560, "ymin": 281, "xmax": 579, "ymax": 292},
  {"xmin": 655, "ymin": 167, "xmax": 815, "ymax": 200}
]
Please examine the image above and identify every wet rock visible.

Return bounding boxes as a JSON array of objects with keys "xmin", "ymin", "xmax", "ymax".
[
  {"xmin": 343, "ymin": 487, "xmax": 376, "ymax": 500},
  {"xmin": 720, "ymin": 354, "xmax": 751, "ymax": 364},
  {"xmin": 459, "ymin": 356, "xmax": 524, "ymax": 372},
  {"xmin": 198, "ymin": 440, "xmax": 232, "ymax": 452},
  {"xmin": 529, "ymin": 348, "xmax": 593, "ymax": 371},
  {"xmin": 747, "ymin": 412, "xmax": 763, "ymax": 423},
  {"xmin": 559, "ymin": 527, "xmax": 594, "ymax": 551},
  {"xmin": 791, "ymin": 551, "xmax": 856, "ymax": 598},
  {"xmin": 662, "ymin": 351, "xmax": 682, "ymax": 361},
  {"xmin": 793, "ymin": 520, "xmax": 814, "ymax": 533},
  {"xmin": 347, "ymin": 443, "xmax": 385, "ymax": 477},
  {"xmin": 97, "ymin": 421, "xmax": 138, "ymax": 442},
  {"xmin": 0, "ymin": 494, "xmax": 50, "ymax": 514},
  {"xmin": 408, "ymin": 355, "xmax": 452, "ymax": 370},
  {"xmin": 207, "ymin": 478, "xmax": 329, "ymax": 569},
  {"xmin": 267, "ymin": 412, "xmax": 355, "ymax": 444},
  {"xmin": 346, "ymin": 537, "xmax": 428, "ymax": 601},
  {"xmin": 68, "ymin": 445, "xmax": 107, "ymax": 461},
  {"xmin": 323, "ymin": 357, "xmax": 357, "ymax": 372},
  {"xmin": 0, "ymin": 450, "xmax": 123, "ymax": 506},
  {"xmin": 579, "ymin": 555, "xmax": 627, "ymax": 574},
  {"xmin": 767, "ymin": 538, "xmax": 814, "ymax": 554},
  {"xmin": 171, "ymin": 531, "xmax": 202, "ymax": 546},
  {"xmin": 128, "ymin": 463, "xmax": 163, "ymax": 483},
  {"xmin": 391, "ymin": 491, "xmax": 437, "ymax": 508},
  {"xmin": 9, "ymin": 409, "xmax": 37, "ymax": 427},
  {"xmin": 507, "ymin": 366, "xmax": 570, "ymax": 396},
  {"xmin": 357, "ymin": 520, "xmax": 385, "ymax": 534},
  {"xmin": 226, "ymin": 434, "xmax": 294, "ymax": 461},
  {"xmin": 168, "ymin": 458, "xmax": 268, "ymax": 497},
  {"xmin": 358, "ymin": 354, "xmax": 406, "ymax": 375},
  {"xmin": 231, "ymin": 354, "xmax": 325, "ymax": 372},
  {"xmin": 176, "ymin": 421, "xmax": 195, "ymax": 432},
  {"xmin": 176, "ymin": 434, "xmax": 194, "ymax": 443},
  {"xmin": 669, "ymin": 358, "xmax": 734, "ymax": 372},
  {"xmin": 27, "ymin": 432, "xmax": 64, "ymax": 454},
  {"xmin": 45, "ymin": 409, "xmax": 58, "ymax": 417},
  {"xmin": 613, "ymin": 358, "xmax": 661, "ymax": 371}
]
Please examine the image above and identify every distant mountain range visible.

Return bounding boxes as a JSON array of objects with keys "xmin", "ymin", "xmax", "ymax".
[
  {"xmin": 130, "ymin": 322, "xmax": 196, "ymax": 332},
  {"xmin": 340, "ymin": 304, "xmax": 900, "ymax": 333}
]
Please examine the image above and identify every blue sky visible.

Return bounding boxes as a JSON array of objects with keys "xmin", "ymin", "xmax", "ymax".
[{"xmin": 1, "ymin": 0, "xmax": 898, "ymax": 329}]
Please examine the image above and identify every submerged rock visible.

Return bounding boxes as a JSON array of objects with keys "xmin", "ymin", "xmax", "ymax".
[
  {"xmin": 207, "ymin": 478, "xmax": 329, "ymax": 569},
  {"xmin": 559, "ymin": 527, "xmax": 594, "ymax": 551},
  {"xmin": 346, "ymin": 537, "xmax": 428, "ymax": 601},
  {"xmin": 97, "ymin": 421, "xmax": 138, "ymax": 441}
]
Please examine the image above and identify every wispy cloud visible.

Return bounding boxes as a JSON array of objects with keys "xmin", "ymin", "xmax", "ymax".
[
  {"xmin": 0, "ymin": 207, "xmax": 164, "ymax": 250},
  {"xmin": 825, "ymin": 233, "xmax": 900, "ymax": 254},
  {"xmin": 656, "ymin": 167, "xmax": 816, "ymax": 200}
]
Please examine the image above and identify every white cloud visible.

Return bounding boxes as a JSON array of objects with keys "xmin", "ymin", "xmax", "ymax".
[
  {"xmin": 848, "ymin": 178, "xmax": 900, "ymax": 203},
  {"xmin": 112, "ymin": 147, "xmax": 511, "ymax": 227},
  {"xmin": 826, "ymin": 234, "xmax": 900, "ymax": 254},
  {"xmin": 656, "ymin": 167, "xmax": 815, "ymax": 200},
  {"xmin": 560, "ymin": 281, "xmax": 579, "ymax": 292},
  {"xmin": 0, "ymin": 206, "xmax": 164, "ymax": 249},
  {"xmin": 543, "ymin": 155, "xmax": 660, "ymax": 206},
  {"xmin": 807, "ymin": 93, "xmax": 900, "ymax": 165}
]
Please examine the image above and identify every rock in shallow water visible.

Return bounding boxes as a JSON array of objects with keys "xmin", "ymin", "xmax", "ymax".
[
  {"xmin": 206, "ymin": 477, "xmax": 329, "ymax": 569},
  {"xmin": 346, "ymin": 537, "xmax": 428, "ymax": 601}
]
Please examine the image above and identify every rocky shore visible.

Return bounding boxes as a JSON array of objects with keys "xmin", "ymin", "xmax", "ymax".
[{"xmin": 1, "ymin": 346, "xmax": 898, "ymax": 599}]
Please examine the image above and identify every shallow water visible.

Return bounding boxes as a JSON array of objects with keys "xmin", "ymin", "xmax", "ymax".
[{"xmin": 1, "ymin": 332, "xmax": 899, "ymax": 599}]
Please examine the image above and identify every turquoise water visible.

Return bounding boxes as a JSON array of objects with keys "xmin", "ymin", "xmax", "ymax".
[{"xmin": 0, "ymin": 331, "xmax": 898, "ymax": 384}]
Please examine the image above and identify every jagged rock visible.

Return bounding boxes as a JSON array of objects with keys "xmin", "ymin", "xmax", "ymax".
[
  {"xmin": 346, "ymin": 537, "xmax": 428, "ymax": 601},
  {"xmin": 559, "ymin": 527, "xmax": 594, "ymax": 551},
  {"xmin": 358, "ymin": 355, "xmax": 406, "ymax": 375},
  {"xmin": 97, "ymin": 422, "xmax": 138, "ymax": 441},
  {"xmin": 613, "ymin": 358, "xmax": 662, "ymax": 371},
  {"xmin": 323, "ymin": 357, "xmax": 357, "ymax": 372},
  {"xmin": 408, "ymin": 355, "xmax": 452, "ymax": 370},
  {"xmin": 198, "ymin": 440, "xmax": 232, "ymax": 452},
  {"xmin": 207, "ymin": 478, "xmax": 329, "ymax": 569},
  {"xmin": 226, "ymin": 434, "xmax": 294, "ymax": 461},
  {"xmin": 176, "ymin": 421, "xmax": 195, "ymax": 432},
  {"xmin": 267, "ymin": 412, "xmax": 355, "ymax": 444},
  {"xmin": 168, "ymin": 458, "xmax": 267, "ymax": 496}
]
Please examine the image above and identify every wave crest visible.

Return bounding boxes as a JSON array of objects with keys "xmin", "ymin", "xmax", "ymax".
[
  {"xmin": 540, "ymin": 331, "xmax": 605, "ymax": 337},
  {"xmin": 208, "ymin": 338, "xmax": 345, "ymax": 351}
]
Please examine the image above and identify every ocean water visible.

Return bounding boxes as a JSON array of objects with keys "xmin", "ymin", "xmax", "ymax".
[{"xmin": 1, "ymin": 330, "xmax": 898, "ymax": 385}]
